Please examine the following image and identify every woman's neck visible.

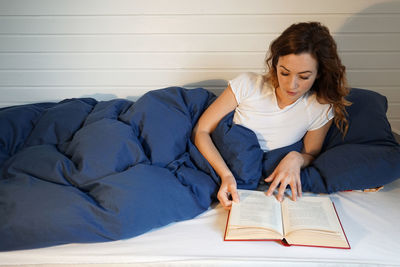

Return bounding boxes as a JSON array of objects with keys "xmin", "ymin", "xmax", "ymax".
[{"xmin": 275, "ymin": 87, "xmax": 296, "ymax": 109}]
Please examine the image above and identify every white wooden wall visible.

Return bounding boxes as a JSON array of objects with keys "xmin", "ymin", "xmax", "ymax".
[{"xmin": 0, "ymin": 0, "xmax": 399, "ymax": 132}]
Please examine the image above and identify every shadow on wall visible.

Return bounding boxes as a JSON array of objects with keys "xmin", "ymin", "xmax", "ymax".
[
  {"xmin": 335, "ymin": 0, "xmax": 400, "ymax": 88},
  {"xmin": 335, "ymin": 0, "xmax": 400, "ymax": 133},
  {"xmin": 340, "ymin": 0, "xmax": 400, "ymax": 34}
]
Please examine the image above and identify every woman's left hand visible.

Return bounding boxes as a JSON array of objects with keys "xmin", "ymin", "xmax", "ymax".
[{"xmin": 264, "ymin": 151, "xmax": 304, "ymax": 202}]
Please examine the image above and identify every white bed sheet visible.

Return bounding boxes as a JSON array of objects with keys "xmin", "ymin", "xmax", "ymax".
[{"xmin": 1, "ymin": 179, "xmax": 400, "ymax": 267}]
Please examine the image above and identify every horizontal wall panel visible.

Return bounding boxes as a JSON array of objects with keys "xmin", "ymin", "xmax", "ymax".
[
  {"xmin": 0, "ymin": 0, "xmax": 398, "ymax": 15},
  {"xmin": 0, "ymin": 52, "xmax": 266, "ymax": 70},
  {"xmin": 0, "ymin": 70, "xmax": 239, "ymax": 87},
  {"xmin": 341, "ymin": 52, "xmax": 400, "ymax": 70},
  {"xmin": 0, "ymin": 14, "xmax": 399, "ymax": 34},
  {"xmin": 0, "ymin": 70, "xmax": 399, "ymax": 87},
  {"xmin": 1, "ymin": 34, "xmax": 399, "ymax": 52},
  {"xmin": 346, "ymin": 70, "xmax": 400, "ymax": 87},
  {"xmin": 1, "ymin": 52, "xmax": 399, "ymax": 70},
  {"xmin": 0, "ymin": 35, "xmax": 271, "ymax": 52},
  {"xmin": 334, "ymin": 34, "xmax": 400, "ymax": 52}
]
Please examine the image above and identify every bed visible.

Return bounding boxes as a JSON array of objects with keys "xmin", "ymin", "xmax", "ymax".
[{"xmin": 1, "ymin": 86, "xmax": 400, "ymax": 266}]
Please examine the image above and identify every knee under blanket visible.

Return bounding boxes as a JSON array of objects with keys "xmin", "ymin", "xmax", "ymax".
[{"xmin": 1, "ymin": 87, "xmax": 400, "ymax": 251}]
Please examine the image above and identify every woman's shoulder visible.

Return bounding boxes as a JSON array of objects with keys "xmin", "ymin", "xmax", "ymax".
[
  {"xmin": 303, "ymin": 91, "xmax": 333, "ymax": 115},
  {"xmin": 229, "ymin": 72, "xmax": 271, "ymax": 92},
  {"xmin": 304, "ymin": 91, "xmax": 330, "ymax": 105},
  {"xmin": 230, "ymin": 72, "xmax": 271, "ymax": 103}
]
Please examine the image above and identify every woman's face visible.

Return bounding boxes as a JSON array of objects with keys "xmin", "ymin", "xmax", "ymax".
[{"xmin": 276, "ymin": 53, "xmax": 318, "ymax": 106}]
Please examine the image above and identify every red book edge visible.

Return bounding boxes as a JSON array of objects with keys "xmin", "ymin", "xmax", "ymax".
[{"xmin": 223, "ymin": 201, "xmax": 351, "ymax": 249}]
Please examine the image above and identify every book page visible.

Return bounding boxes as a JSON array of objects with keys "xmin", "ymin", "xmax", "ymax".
[
  {"xmin": 228, "ymin": 190, "xmax": 283, "ymax": 236},
  {"xmin": 282, "ymin": 196, "xmax": 340, "ymax": 235}
]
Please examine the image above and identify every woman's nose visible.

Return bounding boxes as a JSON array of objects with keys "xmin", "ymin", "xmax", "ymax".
[{"xmin": 289, "ymin": 77, "xmax": 298, "ymax": 90}]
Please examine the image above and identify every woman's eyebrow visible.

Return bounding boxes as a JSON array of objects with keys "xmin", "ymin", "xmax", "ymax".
[
  {"xmin": 279, "ymin": 65, "xmax": 290, "ymax": 72},
  {"xmin": 279, "ymin": 65, "xmax": 313, "ymax": 74}
]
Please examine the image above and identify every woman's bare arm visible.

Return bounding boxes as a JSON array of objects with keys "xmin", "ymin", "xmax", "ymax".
[{"xmin": 192, "ymin": 85, "xmax": 239, "ymax": 208}]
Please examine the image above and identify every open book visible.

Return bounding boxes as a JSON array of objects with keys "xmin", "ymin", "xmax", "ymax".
[{"xmin": 224, "ymin": 189, "xmax": 350, "ymax": 249}]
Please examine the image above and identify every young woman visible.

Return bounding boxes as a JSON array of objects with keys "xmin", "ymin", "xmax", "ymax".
[{"xmin": 192, "ymin": 22, "xmax": 351, "ymax": 208}]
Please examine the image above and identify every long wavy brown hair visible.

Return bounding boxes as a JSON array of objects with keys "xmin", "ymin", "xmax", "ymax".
[{"xmin": 265, "ymin": 22, "xmax": 351, "ymax": 135}]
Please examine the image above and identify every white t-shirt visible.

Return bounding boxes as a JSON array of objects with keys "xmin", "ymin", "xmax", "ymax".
[{"xmin": 230, "ymin": 72, "xmax": 334, "ymax": 152}]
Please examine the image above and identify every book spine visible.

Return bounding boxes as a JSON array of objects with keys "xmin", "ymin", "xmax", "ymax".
[{"xmin": 332, "ymin": 202, "xmax": 351, "ymax": 249}]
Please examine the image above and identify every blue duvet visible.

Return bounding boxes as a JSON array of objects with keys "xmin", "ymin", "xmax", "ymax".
[
  {"xmin": 1, "ymin": 87, "xmax": 399, "ymax": 251},
  {"xmin": 0, "ymin": 87, "xmax": 221, "ymax": 250}
]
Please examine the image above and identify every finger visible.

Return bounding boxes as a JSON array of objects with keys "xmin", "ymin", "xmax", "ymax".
[
  {"xmin": 264, "ymin": 175, "xmax": 274, "ymax": 183},
  {"xmin": 266, "ymin": 182, "xmax": 276, "ymax": 196},
  {"xmin": 264, "ymin": 172, "xmax": 275, "ymax": 183},
  {"xmin": 297, "ymin": 176, "xmax": 302, "ymax": 197},
  {"xmin": 221, "ymin": 198, "xmax": 232, "ymax": 209},
  {"xmin": 275, "ymin": 175, "xmax": 290, "ymax": 201},
  {"xmin": 230, "ymin": 188, "xmax": 240, "ymax": 203},
  {"xmin": 218, "ymin": 192, "xmax": 231, "ymax": 209},
  {"xmin": 266, "ymin": 178, "xmax": 281, "ymax": 196},
  {"xmin": 277, "ymin": 181, "xmax": 288, "ymax": 202},
  {"xmin": 290, "ymin": 181, "xmax": 297, "ymax": 201}
]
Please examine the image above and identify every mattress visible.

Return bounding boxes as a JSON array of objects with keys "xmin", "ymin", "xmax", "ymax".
[{"xmin": 1, "ymin": 178, "xmax": 399, "ymax": 267}]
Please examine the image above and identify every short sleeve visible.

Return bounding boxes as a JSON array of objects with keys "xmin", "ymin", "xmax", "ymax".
[
  {"xmin": 229, "ymin": 72, "xmax": 258, "ymax": 104},
  {"xmin": 308, "ymin": 104, "xmax": 334, "ymax": 131}
]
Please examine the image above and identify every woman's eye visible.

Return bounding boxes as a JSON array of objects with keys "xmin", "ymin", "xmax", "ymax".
[
  {"xmin": 300, "ymin": 76, "xmax": 310, "ymax": 80},
  {"xmin": 280, "ymin": 72, "xmax": 289, "ymax": 76}
]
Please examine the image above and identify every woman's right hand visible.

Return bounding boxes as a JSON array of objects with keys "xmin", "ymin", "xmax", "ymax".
[
  {"xmin": 218, "ymin": 175, "xmax": 240, "ymax": 209},
  {"xmin": 192, "ymin": 85, "xmax": 239, "ymax": 209}
]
